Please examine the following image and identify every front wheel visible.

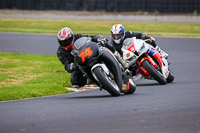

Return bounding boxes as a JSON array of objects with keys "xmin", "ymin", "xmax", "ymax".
[
  {"xmin": 93, "ymin": 66, "xmax": 121, "ymax": 96},
  {"xmin": 142, "ymin": 60, "xmax": 167, "ymax": 85}
]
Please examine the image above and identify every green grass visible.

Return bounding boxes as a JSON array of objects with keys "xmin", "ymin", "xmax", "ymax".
[
  {"xmin": 0, "ymin": 52, "xmax": 72, "ymax": 101},
  {"xmin": 0, "ymin": 18, "xmax": 200, "ymax": 37}
]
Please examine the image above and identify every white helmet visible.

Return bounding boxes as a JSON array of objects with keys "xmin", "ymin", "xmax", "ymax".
[{"xmin": 111, "ymin": 24, "xmax": 125, "ymax": 44}]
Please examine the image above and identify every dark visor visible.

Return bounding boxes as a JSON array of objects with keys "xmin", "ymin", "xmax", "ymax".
[{"xmin": 58, "ymin": 37, "xmax": 73, "ymax": 47}]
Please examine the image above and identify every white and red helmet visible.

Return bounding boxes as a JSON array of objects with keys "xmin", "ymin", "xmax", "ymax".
[
  {"xmin": 111, "ymin": 24, "xmax": 125, "ymax": 44},
  {"xmin": 57, "ymin": 27, "xmax": 74, "ymax": 50}
]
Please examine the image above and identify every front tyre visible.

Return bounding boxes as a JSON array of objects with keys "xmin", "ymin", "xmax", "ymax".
[
  {"xmin": 93, "ymin": 66, "xmax": 120, "ymax": 96},
  {"xmin": 142, "ymin": 60, "xmax": 167, "ymax": 85}
]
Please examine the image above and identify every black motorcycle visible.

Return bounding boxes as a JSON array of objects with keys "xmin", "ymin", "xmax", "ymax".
[{"xmin": 72, "ymin": 37, "xmax": 136, "ymax": 96}]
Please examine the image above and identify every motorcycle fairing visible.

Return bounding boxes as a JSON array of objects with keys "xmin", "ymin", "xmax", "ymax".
[
  {"xmin": 74, "ymin": 42, "xmax": 99, "ymax": 66},
  {"xmin": 98, "ymin": 50, "xmax": 123, "ymax": 91},
  {"xmin": 147, "ymin": 47, "xmax": 163, "ymax": 68}
]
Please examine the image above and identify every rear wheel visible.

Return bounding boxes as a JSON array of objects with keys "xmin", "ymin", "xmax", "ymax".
[
  {"xmin": 93, "ymin": 66, "xmax": 121, "ymax": 96},
  {"xmin": 124, "ymin": 78, "xmax": 136, "ymax": 94},
  {"xmin": 167, "ymin": 71, "xmax": 174, "ymax": 83},
  {"xmin": 124, "ymin": 84, "xmax": 136, "ymax": 94},
  {"xmin": 142, "ymin": 60, "xmax": 167, "ymax": 85}
]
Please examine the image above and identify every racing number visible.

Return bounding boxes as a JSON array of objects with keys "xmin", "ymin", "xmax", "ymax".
[{"xmin": 79, "ymin": 47, "xmax": 93, "ymax": 63}]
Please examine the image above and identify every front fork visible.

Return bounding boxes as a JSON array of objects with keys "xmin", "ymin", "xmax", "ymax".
[{"xmin": 136, "ymin": 53, "xmax": 159, "ymax": 76}]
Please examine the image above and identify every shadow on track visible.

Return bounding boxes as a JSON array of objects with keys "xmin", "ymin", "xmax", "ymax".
[
  {"xmin": 135, "ymin": 82, "xmax": 160, "ymax": 86},
  {"xmin": 67, "ymin": 94, "xmax": 113, "ymax": 99},
  {"xmin": 64, "ymin": 93, "xmax": 141, "ymax": 100}
]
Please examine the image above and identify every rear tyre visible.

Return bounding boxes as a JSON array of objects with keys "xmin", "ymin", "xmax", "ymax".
[
  {"xmin": 124, "ymin": 84, "xmax": 136, "ymax": 94},
  {"xmin": 124, "ymin": 79, "xmax": 136, "ymax": 94},
  {"xmin": 167, "ymin": 71, "xmax": 174, "ymax": 83},
  {"xmin": 142, "ymin": 60, "xmax": 167, "ymax": 85},
  {"xmin": 93, "ymin": 66, "xmax": 121, "ymax": 96}
]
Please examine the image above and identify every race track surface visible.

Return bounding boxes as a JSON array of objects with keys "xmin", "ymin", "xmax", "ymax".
[{"xmin": 0, "ymin": 33, "xmax": 200, "ymax": 133}]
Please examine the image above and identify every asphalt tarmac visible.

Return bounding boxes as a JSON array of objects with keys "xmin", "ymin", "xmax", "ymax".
[{"xmin": 0, "ymin": 33, "xmax": 200, "ymax": 133}]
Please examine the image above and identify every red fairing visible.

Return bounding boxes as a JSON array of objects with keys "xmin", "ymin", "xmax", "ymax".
[
  {"xmin": 153, "ymin": 52, "xmax": 162, "ymax": 68},
  {"xmin": 139, "ymin": 57, "xmax": 149, "ymax": 65},
  {"xmin": 138, "ymin": 56, "xmax": 158, "ymax": 76},
  {"xmin": 127, "ymin": 44, "xmax": 136, "ymax": 52},
  {"xmin": 148, "ymin": 58, "xmax": 158, "ymax": 68},
  {"xmin": 140, "ymin": 56, "xmax": 158, "ymax": 69}
]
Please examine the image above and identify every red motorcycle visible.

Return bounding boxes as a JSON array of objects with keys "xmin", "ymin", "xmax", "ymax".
[{"xmin": 121, "ymin": 37, "xmax": 174, "ymax": 85}]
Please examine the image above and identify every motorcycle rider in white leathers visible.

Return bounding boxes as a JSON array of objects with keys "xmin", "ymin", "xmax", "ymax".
[{"xmin": 101, "ymin": 24, "xmax": 169, "ymax": 76}]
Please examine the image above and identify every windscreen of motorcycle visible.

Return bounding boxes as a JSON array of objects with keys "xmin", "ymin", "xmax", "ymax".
[
  {"xmin": 74, "ymin": 37, "xmax": 92, "ymax": 50},
  {"xmin": 122, "ymin": 38, "xmax": 134, "ymax": 50}
]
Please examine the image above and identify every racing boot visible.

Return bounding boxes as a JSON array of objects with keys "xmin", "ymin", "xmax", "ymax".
[
  {"xmin": 114, "ymin": 51, "xmax": 129, "ymax": 69},
  {"xmin": 86, "ymin": 78, "xmax": 96, "ymax": 85},
  {"xmin": 72, "ymin": 85, "xmax": 80, "ymax": 88},
  {"xmin": 155, "ymin": 46, "xmax": 169, "ymax": 59}
]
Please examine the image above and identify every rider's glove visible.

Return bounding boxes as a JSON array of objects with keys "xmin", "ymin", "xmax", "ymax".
[
  {"xmin": 141, "ymin": 33, "xmax": 148, "ymax": 40},
  {"xmin": 97, "ymin": 37, "xmax": 108, "ymax": 47},
  {"xmin": 65, "ymin": 63, "xmax": 77, "ymax": 73},
  {"xmin": 150, "ymin": 37, "xmax": 155, "ymax": 42},
  {"xmin": 149, "ymin": 37, "xmax": 156, "ymax": 46},
  {"xmin": 141, "ymin": 33, "xmax": 156, "ymax": 44}
]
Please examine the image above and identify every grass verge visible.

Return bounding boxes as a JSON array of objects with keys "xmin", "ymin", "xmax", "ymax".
[
  {"xmin": 0, "ymin": 52, "xmax": 72, "ymax": 101},
  {"xmin": 0, "ymin": 18, "xmax": 200, "ymax": 37}
]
